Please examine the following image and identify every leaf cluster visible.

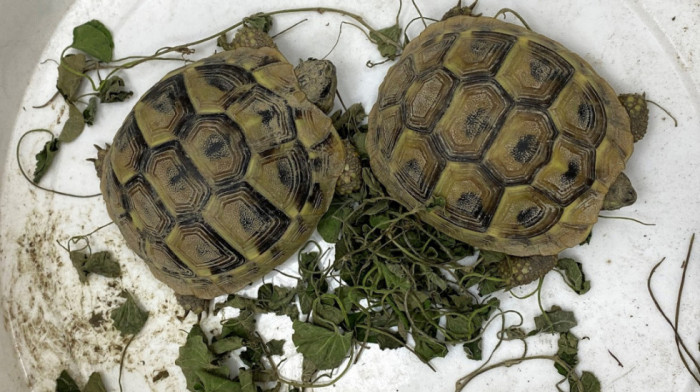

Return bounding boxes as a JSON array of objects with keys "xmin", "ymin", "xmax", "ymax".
[{"xmin": 176, "ymin": 314, "xmax": 287, "ymax": 392}]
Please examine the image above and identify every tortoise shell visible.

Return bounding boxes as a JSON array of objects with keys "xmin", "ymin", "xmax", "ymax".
[
  {"xmin": 99, "ymin": 47, "xmax": 344, "ymax": 298},
  {"xmin": 367, "ymin": 16, "xmax": 633, "ymax": 256}
]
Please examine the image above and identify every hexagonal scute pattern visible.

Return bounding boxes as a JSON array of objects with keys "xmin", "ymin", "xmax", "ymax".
[
  {"xmin": 203, "ymin": 184, "xmax": 290, "ymax": 257},
  {"xmin": 125, "ymin": 177, "xmax": 174, "ymax": 237},
  {"xmin": 490, "ymin": 186, "xmax": 562, "ymax": 239},
  {"xmin": 110, "ymin": 113, "xmax": 148, "ymax": 184},
  {"xmin": 246, "ymin": 143, "xmax": 312, "ymax": 212},
  {"xmin": 483, "ymin": 108, "xmax": 556, "ymax": 184},
  {"xmin": 181, "ymin": 114, "xmax": 250, "ymax": 184},
  {"xmin": 183, "ymin": 62, "xmax": 255, "ymax": 113},
  {"xmin": 433, "ymin": 80, "xmax": 510, "ymax": 160},
  {"xmin": 144, "ymin": 146, "xmax": 210, "ymax": 216},
  {"xmin": 532, "ymin": 136, "xmax": 595, "ymax": 205},
  {"xmin": 166, "ymin": 222, "xmax": 246, "ymax": 276},
  {"xmin": 444, "ymin": 31, "xmax": 516, "ymax": 78},
  {"xmin": 134, "ymin": 74, "xmax": 194, "ymax": 147},
  {"xmin": 227, "ymin": 85, "xmax": 296, "ymax": 153},
  {"xmin": 378, "ymin": 57, "xmax": 416, "ymax": 109},
  {"xmin": 367, "ymin": 15, "xmax": 634, "ymax": 256},
  {"xmin": 403, "ymin": 69, "xmax": 455, "ymax": 132},
  {"xmin": 392, "ymin": 131, "xmax": 445, "ymax": 203},
  {"xmin": 550, "ymin": 79, "xmax": 607, "ymax": 147},
  {"xmin": 495, "ymin": 41, "xmax": 574, "ymax": 105},
  {"xmin": 433, "ymin": 162, "xmax": 501, "ymax": 231}
]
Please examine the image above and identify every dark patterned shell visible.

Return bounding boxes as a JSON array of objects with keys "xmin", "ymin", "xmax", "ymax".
[
  {"xmin": 100, "ymin": 47, "xmax": 344, "ymax": 298},
  {"xmin": 367, "ymin": 16, "xmax": 633, "ymax": 256}
]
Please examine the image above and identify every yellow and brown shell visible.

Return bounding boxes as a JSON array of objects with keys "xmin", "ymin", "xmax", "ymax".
[
  {"xmin": 367, "ymin": 16, "xmax": 633, "ymax": 256},
  {"xmin": 99, "ymin": 47, "xmax": 345, "ymax": 298}
]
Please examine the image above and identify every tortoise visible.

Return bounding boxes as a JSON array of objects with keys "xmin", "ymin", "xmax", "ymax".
[
  {"xmin": 366, "ymin": 4, "xmax": 645, "ymax": 265},
  {"xmin": 95, "ymin": 27, "xmax": 345, "ymax": 299}
]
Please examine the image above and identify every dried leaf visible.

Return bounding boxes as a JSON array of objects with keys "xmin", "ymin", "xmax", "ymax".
[
  {"xmin": 32, "ymin": 135, "xmax": 60, "ymax": 184},
  {"xmin": 209, "ymin": 336, "xmax": 244, "ymax": 355},
  {"xmin": 194, "ymin": 370, "xmax": 240, "ymax": 392},
  {"xmin": 463, "ymin": 339, "xmax": 482, "ymax": 360},
  {"xmin": 71, "ymin": 250, "xmax": 121, "ymax": 283},
  {"xmin": 176, "ymin": 325, "xmax": 230, "ymax": 391},
  {"xmin": 221, "ymin": 309, "xmax": 256, "ymax": 340},
  {"xmin": 83, "ymin": 372, "xmax": 107, "ymax": 392},
  {"xmin": 556, "ymin": 258, "xmax": 591, "ymax": 294},
  {"xmin": 110, "ymin": 290, "xmax": 148, "ymax": 336},
  {"xmin": 83, "ymin": 97, "xmax": 98, "ymax": 125},
  {"xmin": 239, "ymin": 368, "xmax": 255, "ymax": 392},
  {"xmin": 266, "ymin": 339, "xmax": 285, "ymax": 356},
  {"xmin": 369, "ymin": 25, "xmax": 402, "ymax": 60},
  {"xmin": 57, "ymin": 54, "xmax": 86, "ymax": 101},
  {"xmin": 58, "ymin": 103, "xmax": 86, "ymax": 143},
  {"xmin": 571, "ymin": 371, "xmax": 601, "ymax": 392},
  {"xmin": 71, "ymin": 20, "xmax": 114, "ymax": 62},
  {"xmin": 98, "ymin": 76, "xmax": 132, "ymax": 103},
  {"xmin": 292, "ymin": 320, "xmax": 352, "ymax": 370},
  {"xmin": 534, "ymin": 306, "xmax": 577, "ymax": 334},
  {"xmin": 55, "ymin": 370, "xmax": 80, "ymax": 392}
]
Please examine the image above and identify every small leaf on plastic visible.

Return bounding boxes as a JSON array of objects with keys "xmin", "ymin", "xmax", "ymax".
[
  {"xmin": 71, "ymin": 20, "xmax": 114, "ymax": 62},
  {"xmin": 98, "ymin": 76, "xmax": 132, "ymax": 103},
  {"xmin": 32, "ymin": 135, "xmax": 60, "ymax": 184},
  {"xmin": 110, "ymin": 290, "xmax": 149, "ymax": 336},
  {"xmin": 58, "ymin": 103, "xmax": 86, "ymax": 143},
  {"xmin": 83, "ymin": 372, "xmax": 107, "ymax": 392},
  {"xmin": 55, "ymin": 370, "xmax": 80, "ymax": 392},
  {"xmin": 292, "ymin": 320, "xmax": 352, "ymax": 370},
  {"xmin": 83, "ymin": 97, "xmax": 98, "ymax": 125},
  {"xmin": 369, "ymin": 25, "xmax": 402, "ymax": 60},
  {"xmin": 57, "ymin": 54, "xmax": 86, "ymax": 101}
]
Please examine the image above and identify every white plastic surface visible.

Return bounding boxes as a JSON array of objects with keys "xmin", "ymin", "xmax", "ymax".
[{"xmin": 0, "ymin": 1, "xmax": 698, "ymax": 391}]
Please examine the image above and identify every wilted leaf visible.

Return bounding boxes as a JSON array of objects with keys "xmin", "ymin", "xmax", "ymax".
[
  {"xmin": 71, "ymin": 20, "xmax": 114, "ymax": 62},
  {"xmin": 221, "ymin": 309, "xmax": 256, "ymax": 340},
  {"xmin": 463, "ymin": 339, "xmax": 482, "ymax": 360},
  {"xmin": 98, "ymin": 76, "xmax": 132, "ymax": 103},
  {"xmin": 556, "ymin": 258, "xmax": 590, "ymax": 295},
  {"xmin": 534, "ymin": 306, "xmax": 577, "ymax": 334},
  {"xmin": 266, "ymin": 339, "xmax": 285, "ymax": 356},
  {"xmin": 194, "ymin": 370, "xmax": 240, "ymax": 392},
  {"xmin": 110, "ymin": 290, "xmax": 148, "ymax": 336},
  {"xmin": 571, "ymin": 371, "xmax": 601, "ymax": 392},
  {"xmin": 83, "ymin": 97, "xmax": 98, "ymax": 125},
  {"xmin": 556, "ymin": 332, "xmax": 579, "ymax": 375},
  {"xmin": 83, "ymin": 372, "xmax": 107, "ymax": 392},
  {"xmin": 176, "ymin": 325, "xmax": 230, "ymax": 391},
  {"xmin": 292, "ymin": 320, "xmax": 352, "ymax": 370},
  {"xmin": 414, "ymin": 335, "xmax": 448, "ymax": 362},
  {"xmin": 32, "ymin": 135, "xmax": 59, "ymax": 184},
  {"xmin": 317, "ymin": 204, "xmax": 352, "ymax": 243},
  {"xmin": 209, "ymin": 336, "xmax": 244, "ymax": 355},
  {"xmin": 57, "ymin": 54, "xmax": 86, "ymax": 101},
  {"xmin": 369, "ymin": 25, "xmax": 402, "ymax": 60},
  {"xmin": 239, "ymin": 368, "xmax": 255, "ymax": 392},
  {"xmin": 58, "ymin": 103, "xmax": 86, "ymax": 143},
  {"xmin": 55, "ymin": 370, "xmax": 80, "ymax": 392}
]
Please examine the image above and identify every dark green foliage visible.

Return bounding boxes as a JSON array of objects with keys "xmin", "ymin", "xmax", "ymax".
[
  {"xmin": 71, "ymin": 20, "xmax": 114, "ymax": 62},
  {"xmin": 110, "ymin": 290, "xmax": 148, "ymax": 336}
]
